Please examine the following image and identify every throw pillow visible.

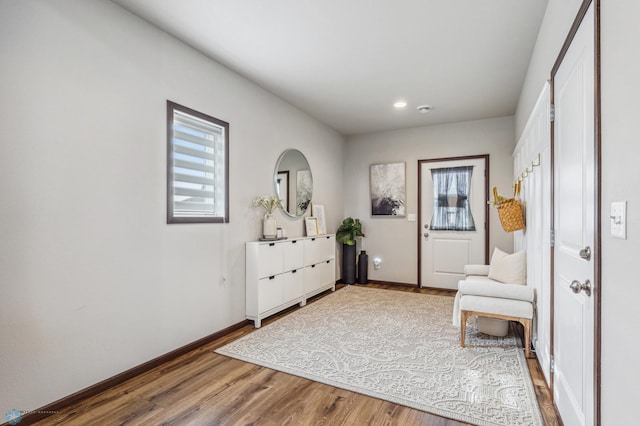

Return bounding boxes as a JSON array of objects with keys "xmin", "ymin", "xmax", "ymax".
[{"xmin": 488, "ymin": 248, "xmax": 526, "ymax": 285}]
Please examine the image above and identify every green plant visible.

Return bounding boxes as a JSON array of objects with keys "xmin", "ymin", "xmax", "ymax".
[{"xmin": 336, "ymin": 217, "xmax": 365, "ymax": 246}]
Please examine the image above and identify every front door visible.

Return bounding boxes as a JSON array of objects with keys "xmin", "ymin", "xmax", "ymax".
[
  {"xmin": 552, "ymin": 3, "xmax": 596, "ymax": 425},
  {"xmin": 419, "ymin": 156, "xmax": 487, "ymax": 289}
]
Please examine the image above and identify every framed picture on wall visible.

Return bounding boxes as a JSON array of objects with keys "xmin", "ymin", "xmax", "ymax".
[
  {"xmin": 370, "ymin": 162, "xmax": 406, "ymax": 216},
  {"xmin": 305, "ymin": 217, "xmax": 318, "ymax": 237}
]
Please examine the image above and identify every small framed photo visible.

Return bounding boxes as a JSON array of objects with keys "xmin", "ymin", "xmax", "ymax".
[
  {"xmin": 312, "ymin": 204, "xmax": 327, "ymax": 234},
  {"xmin": 305, "ymin": 217, "xmax": 318, "ymax": 237}
]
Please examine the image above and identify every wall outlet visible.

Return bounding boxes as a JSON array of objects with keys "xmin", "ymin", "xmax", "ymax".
[{"xmin": 407, "ymin": 213, "xmax": 416, "ymax": 222}]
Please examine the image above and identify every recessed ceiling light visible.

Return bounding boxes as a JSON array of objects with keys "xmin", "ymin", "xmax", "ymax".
[
  {"xmin": 393, "ymin": 101, "xmax": 407, "ymax": 109},
  {"xmin": 417, "ymin": 105, "xmax": 432, "ymax": 113}
]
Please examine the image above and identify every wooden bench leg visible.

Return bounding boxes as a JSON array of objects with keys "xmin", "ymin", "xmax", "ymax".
[
  {"xmin": 519, "ymin": 318, "xmax": 532, "ymax": 358},
  {"xmin": 460, "ymin": 310, "xmax": 470, "ymax": 348}
]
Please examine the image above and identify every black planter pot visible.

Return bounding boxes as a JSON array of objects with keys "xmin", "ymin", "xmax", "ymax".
[{"xmin": 342, "ymin": 243, "xmax": 357, "ymax": 284}]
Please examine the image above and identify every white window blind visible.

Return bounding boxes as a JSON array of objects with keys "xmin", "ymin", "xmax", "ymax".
[{"xmin": 167, "ymin": 101, "xmax": 229, "ymax": 223}]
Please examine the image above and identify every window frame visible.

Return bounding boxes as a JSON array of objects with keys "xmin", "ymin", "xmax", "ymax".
[{"xmin": 166, "ymin": 100, "xmax": 229, "ymax": 224}]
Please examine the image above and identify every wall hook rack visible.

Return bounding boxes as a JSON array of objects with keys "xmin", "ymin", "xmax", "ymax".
[{"xmin": 515, "ymin": 152, "xmax": 541, "ymax": 187}]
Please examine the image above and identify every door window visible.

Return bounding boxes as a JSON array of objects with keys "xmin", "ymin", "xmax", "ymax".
[{"xmin": 429, "ymin": 166, "xmax": 476, "ymax": 231}]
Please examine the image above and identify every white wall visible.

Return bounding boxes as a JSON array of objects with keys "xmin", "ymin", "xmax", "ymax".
[
  {"xmin": 0, "ymin": 0, "xmax": 344, "ymax": 413},
  {"xmin": 516, "ymin": 0, "xmax": 640, "ymax": 423},
  {"xmin": 515, "ymin": 0, "xmax": 583, "ymax": 137},
  {"xmin": 600, "ymin": 1, "xmax": 640, "ymax": 424},
  {"xmin": 513, "ymin": 82, "xmax": 552, "ymax": 385},
  {"xmin": 344, "ymin": 116, "xmax": 515, "ymax": 285}
]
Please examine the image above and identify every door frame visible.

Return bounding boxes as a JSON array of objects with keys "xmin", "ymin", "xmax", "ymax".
[
  {"xmin": 417, "ymin": 154, "xmax": 490, "ymax": 288},
  {"xmin": 550, "ymin": 0, "xmax": 601, "ymax": 423}
]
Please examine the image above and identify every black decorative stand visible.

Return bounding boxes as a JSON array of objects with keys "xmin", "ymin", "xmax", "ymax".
[{"xmin": 342, "ymin": 244, "xmax": 357, "ymax": 284}]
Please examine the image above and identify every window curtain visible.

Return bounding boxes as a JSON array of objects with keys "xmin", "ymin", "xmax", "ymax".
[
  {"xmin": 430, "ymin": 167, "xmax": 454, "ymax": 230},
  {"xmin": 454, "ymin": 166, "xmax": 475, "ymax": 231},
  {"xmin": 429, "ymin": 166, "xmax": 476, "ymax": 231}
]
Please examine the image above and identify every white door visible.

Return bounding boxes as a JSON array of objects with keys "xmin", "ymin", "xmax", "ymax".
[
  {"xmin": 552, "ymin": 4, "xmax": 595, "ymax": 426},
  {"xmin": 419, "ymin": 157, "xmax": 486, "ymax": 289}
]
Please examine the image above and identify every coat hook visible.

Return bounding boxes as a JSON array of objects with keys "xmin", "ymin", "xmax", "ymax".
[{"xmin": 532, "ymin": 153, "xmax": 541, "ymax": 167}]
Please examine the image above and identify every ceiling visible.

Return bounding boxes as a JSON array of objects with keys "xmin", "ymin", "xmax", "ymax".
[{"xmin": 112, "ymin": 0, "xmax": 548, "ymax": 136}]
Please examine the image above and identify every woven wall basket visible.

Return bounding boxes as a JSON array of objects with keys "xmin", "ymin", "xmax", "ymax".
[{"xmin": 493, "ymin": 186, "xmax": 525, "ymax": 232}]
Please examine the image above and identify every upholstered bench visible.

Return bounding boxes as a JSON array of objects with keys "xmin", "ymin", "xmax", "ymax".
[{"xmin": 452, "ymin": 249, "xmax": 535, "ymax": 358}]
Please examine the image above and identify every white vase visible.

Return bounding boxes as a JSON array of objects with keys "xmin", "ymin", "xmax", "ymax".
[{"xmin": 263, "ymin": 213, "xmax": 277, "ymax": 239}]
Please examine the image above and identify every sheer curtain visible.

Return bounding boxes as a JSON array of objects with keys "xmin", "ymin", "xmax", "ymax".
[
  {"xmin": 430, "ymin": 167, "xmax": 454, "ymax": 230},
  {"xmin": 429, "ymin": 166, "xmax": 476, "ymax": 231},
  {"xmin": 454, "ymin": 166, "xmax": 475, "ymax": 231}
]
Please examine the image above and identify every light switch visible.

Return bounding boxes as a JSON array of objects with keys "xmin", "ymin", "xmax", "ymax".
[
  {"xmin": 610, "ymin": 201, "xmax": 627, "ymax": 239},
  {"xmin": 407, "ymin": 213, "xmax": 417, "ymax": 222}
]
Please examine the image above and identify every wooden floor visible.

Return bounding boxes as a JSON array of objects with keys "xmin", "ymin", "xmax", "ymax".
[{"xmin": 34, "ymin": 283, "xmax": 561, "ymax": 425}]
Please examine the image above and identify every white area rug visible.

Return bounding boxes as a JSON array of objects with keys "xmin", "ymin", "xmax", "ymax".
[{"xmin": 216, "ymin": 286, "xmax": 542, "ymax": 426}]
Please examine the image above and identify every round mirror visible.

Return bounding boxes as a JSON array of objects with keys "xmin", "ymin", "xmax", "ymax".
[{"xmin": 274, "ymin": 149, "xmax": 313, "ymax": 218}]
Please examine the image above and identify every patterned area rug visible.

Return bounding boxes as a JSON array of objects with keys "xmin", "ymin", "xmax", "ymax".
[{"xmin": 216, "ymin": 286, "xmax": 542, "ymax": 426}]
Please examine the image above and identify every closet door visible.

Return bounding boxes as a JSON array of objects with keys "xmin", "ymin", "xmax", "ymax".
[{"xmin": 552, "ymin": 3, "xmax": 596, "ymax": 425}]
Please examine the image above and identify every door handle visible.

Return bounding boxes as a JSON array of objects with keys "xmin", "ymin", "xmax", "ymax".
[
  {"xmin": 579, "ymin": 246, "xmax": 591, "ymax": 261},
  {"xmin": 569, "ymin": 279, "xmax": 592, "ymax": 297},
  {"xmin": 423, "ymin": 233, "xmax": 429, "ymax": 238}
]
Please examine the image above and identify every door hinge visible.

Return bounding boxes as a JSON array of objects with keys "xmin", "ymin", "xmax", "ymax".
[
  {"xmin": 550, "ymin": 104, "xmax": 555, "ymax": 122},
  {"xmin": 550, "ymin": 355, "xmax": 555, "ymax": 373},
  {"xmin": 550, "ymin": 229, "xmax": 555, "ymax": 247}
]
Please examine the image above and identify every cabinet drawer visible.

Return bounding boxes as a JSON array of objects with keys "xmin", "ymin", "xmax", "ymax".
[
  {"xmin": 282, "ymin": 269, "xmax": 303, "ymax": 303},
  {"xmin": 283, "ymin": 239, "xmax": 304, "ymax": 271},
  {"xmin": 258, "ymin": 274, "xmax": 283, "ymax": 313},
  {"xmin": 258, "ymin": 242, "xmax": 284, "ymax": 278},
  {"xmin": 303, "ymin": 235, "xmax": 335, "ymax": 265},
  {"xmin": 316, "ymin": 259, "xmax": 335, "ymax": 288},
  {"xmin": 303, "ymin": 259, "xmax": 335, "ymax": 293}
]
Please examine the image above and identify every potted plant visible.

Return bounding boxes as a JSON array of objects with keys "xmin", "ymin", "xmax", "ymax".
[
  {"xmin": 336, "ymin": 217, "xmax": 365, "ymax": 284},
  {"xmin": 252, "ymin": 194, "xmax": 283, "ymax": 239}
]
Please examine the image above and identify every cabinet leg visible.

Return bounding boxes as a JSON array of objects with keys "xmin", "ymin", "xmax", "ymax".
[
  {"xmin": 254, "ymin": 319, "xmax": 261, "ymax": 328},
  {"xmin": 300, "ymin": 299, "xmax": 307, "ymax": 307}
]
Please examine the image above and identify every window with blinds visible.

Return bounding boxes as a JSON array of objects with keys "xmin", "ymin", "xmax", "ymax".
[{"xmin": 167, "ymin": 101, "xmax": 229, "ymax": 223}]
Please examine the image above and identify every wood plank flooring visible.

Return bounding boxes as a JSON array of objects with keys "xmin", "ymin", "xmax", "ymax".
[{"xmin": 33, "ymin": 283, "xmax": 561, "ymax": 425}]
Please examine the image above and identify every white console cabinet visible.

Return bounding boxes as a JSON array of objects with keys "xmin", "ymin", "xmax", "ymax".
[{"xmin": 246, "ymin": 234, "xmax": 335, "ymax": 327}]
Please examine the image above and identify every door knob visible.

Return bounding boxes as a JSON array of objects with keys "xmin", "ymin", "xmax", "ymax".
[
  {"xmin": 579, "ymin": 246, "xmax": 591, "ymax": 261},
  {"xmin": 569, "ymin": 279, "xmax": 592, "ymax": 297},
  {"xmin": 423, "ymin": 233, "xmax": 429, "ymax": 238},
  {"xmin": 424, "ymin": 224, "xmax": 429, "ymax": 229}
]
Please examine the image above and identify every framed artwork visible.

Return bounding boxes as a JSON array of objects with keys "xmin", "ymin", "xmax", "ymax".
[
  {"xmin": 296, "ymin": 170, "xmax": 312, "ymax": 216},
  {"xmin": 312, "ymin": 204, "xmax": 327, "ymax": 235},
  {"xmin": 370, "ymin": 162, "xmax": 406, "ymax": 216},
  {"xmin": 276, "ymin": 171, "xmax": 290, "ymax": 211},
  {"xmin": 305, "ymin": 217, "xmax": 318, "ymax": 237}
]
